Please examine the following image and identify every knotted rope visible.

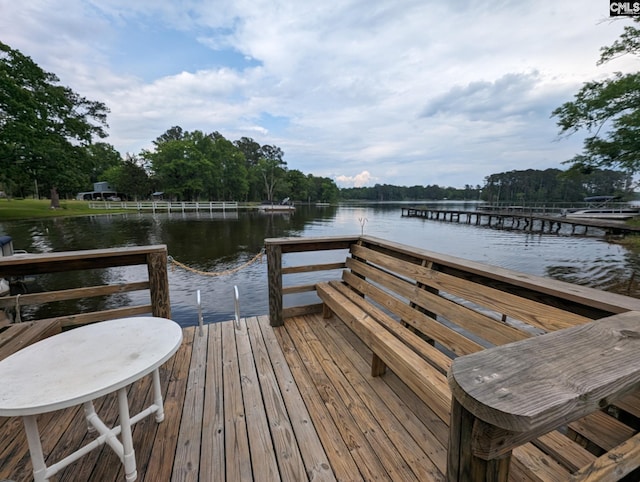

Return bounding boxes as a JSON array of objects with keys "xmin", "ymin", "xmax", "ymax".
[
  {"xmin": 168, "ymin": 248, "xmax": 264, "ymax": 277},
  {"xmin": 14, "ymin": 293, "xmax": 21, "ymax": 323}
]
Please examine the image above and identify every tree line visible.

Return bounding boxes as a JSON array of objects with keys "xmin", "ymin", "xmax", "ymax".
[
  {"xmin": 340, "ymin": 184, "xmax": 482, "ymax": 201},
  {"xmin": 0, "ymin": 41, "xmax": 339, "ymax": 203},
  {"xmin": 3, "ymin": 15, "xmax": 640, "ymax": 205},
  {"xmin": 105, "ymin": 127, "xmax": 340, "ymax": 203},
  {"xmin": 481, "ymin": 168, "xmax": 634, "ymax": 203},
  {"xmin": 340, "ymin": 167, "xmax": 635, "ymax": 203}
]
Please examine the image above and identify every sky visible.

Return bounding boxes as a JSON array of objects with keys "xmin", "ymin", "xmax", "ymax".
[{"xmin": 0, "ymin": 1, "xmax": 637, "ymax": 188}]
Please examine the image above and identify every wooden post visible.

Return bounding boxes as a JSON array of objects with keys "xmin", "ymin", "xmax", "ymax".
[
  {"xmin": 266, "ymin": 243, "xmax": 283, "ymax": 326},
  {"xmin": 448, "ymin": 311, "xmax": 640, "ymax": 482},
  {"xmin": 371, "ymin": 353, "xmax": 387, "ymax": 377},
  {"xmin": 447, "ymin": 398, "xmax": 511, "ymax": 482},
  {"xmin": 147, "ymin": 250, "xmax": 171, "ymax": 319}
]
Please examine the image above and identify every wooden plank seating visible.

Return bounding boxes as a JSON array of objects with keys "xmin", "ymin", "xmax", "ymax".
[
  {"xmin": 449, "ymin": 311, "xmax": 640, "ymax": 481},
  {"xmin": 312, "ymin": 235, "xmax": 640, "ymax": 481},
  {"xmin": 4, "ymin": 236, "xmax": 640, "ymax": 480},
  {"xmin": 0, "ymin": 318, "xmax": 61, "ymax": 361}
]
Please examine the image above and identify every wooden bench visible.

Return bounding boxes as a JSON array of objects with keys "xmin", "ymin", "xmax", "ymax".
[
  {"xmin": 316, "ymin": 236, "xmax": 640, "ymax": 481},
  {"xmin": 0, "ymin": 318, "xmax": 61, "ymax": 361}
]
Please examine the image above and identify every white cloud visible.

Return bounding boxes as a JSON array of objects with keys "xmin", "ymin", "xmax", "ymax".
[
  {"xmin": 0, "ymin": 0, "xmax": 635, "ymax": 187},
  {"xmin": 336, "ymin": 171, "xmax": 378, "ymax": 188}
]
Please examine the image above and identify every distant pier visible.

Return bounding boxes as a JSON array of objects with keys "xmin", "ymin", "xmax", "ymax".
[
  {"xmin": 89, "ymin": 201, "xmax": 240, "ymax": 214},
  {"xmin": 401, "ymin": 206, "xmax": 640, "ymax": 236}
]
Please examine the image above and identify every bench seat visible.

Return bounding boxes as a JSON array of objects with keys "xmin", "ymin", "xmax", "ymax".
[
  {"xmin": 315, "ymin": 237, "xmax": 640, "ymax": 481},
  {"xmin": 0, "ymin": 319, "xmax": 61, "ymax": 361}
]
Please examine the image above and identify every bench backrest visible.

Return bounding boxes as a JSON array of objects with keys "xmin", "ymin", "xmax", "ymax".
[
  {"xmin": 328, "ymin": 236, "xmax": 640, "ymax": 481},
  {"xmin": 344, "ymin": 237, "xmax": 635, "ymax": 362}
]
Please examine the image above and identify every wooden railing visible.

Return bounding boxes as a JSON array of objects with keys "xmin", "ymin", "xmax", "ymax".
[
  {"xmin": 88, "ymin": 201, "xmax": 239, "ymax": 212},
  {"xmin": 265, "ymin": 236, "xmax": 360, "ymax": 326},
  {"xmin": 0, "ymin": 245, "xmax": 170, "ymax": 328},
  {"xmin": 265, "ymin": 235, "xmax": 640, "ymax": 480},
  {"xmin": 448, "ymin": 311, "xmax": 640, "ymax": 481},
  {"xmin": 265, "ymin": 235, "xmax": 640, "ymax": 327}
]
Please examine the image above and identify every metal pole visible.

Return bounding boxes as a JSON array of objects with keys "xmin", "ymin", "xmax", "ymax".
[{"xmin": 197, "ymin": 289, "xmax": 203, "ymax": 336}]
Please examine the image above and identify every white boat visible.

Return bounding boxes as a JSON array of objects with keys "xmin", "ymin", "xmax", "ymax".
[
  {"xmin": 0, "ymin": 236, "xmax": 12, "ymax": 300},
  {"xmin": 564, "ymin": 209, "xmax": 640, "ymax": 220},
  {"xmin": 563, "ymin": 196, "xmax": 640, "ymax": 220},
  {"xmin": 0, "ymin": 278, "xmax": 8, "ymax": 297},
  {"xmin": 258, "ymin": 198, "xmax": 296, "ymax": 212}
]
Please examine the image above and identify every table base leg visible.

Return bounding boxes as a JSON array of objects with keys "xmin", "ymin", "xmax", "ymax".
[
  {"xmin": 118, "ymin": 388, "xmax": 137, "ymax": 482},
  {"xmin": 152, "ymin": 368, "xmax": 164, "ymax": 422},
  {"xmin": 23, "ymin": 415, "xmax": 47, "ymax": 482},
  {"xmin": 83, "ymin": 401, "xmax": 98, "ymax": 433}
]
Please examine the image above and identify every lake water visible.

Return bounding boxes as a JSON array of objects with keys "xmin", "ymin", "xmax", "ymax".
[{"xmin": 2, "ymin": 202, "xmax": 639, "ymax": 326}]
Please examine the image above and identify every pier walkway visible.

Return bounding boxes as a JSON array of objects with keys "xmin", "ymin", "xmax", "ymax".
[
  {"xmin": 401, "ymin": 206, "xmax": 640, "ymax": 235},
  {"xmin": 88, "ymin": 201, "xmax": 240, "ymax": 214},
  {"xmin": 4, "ymin": 238, "xmax": 640, "ymax": 480},
  {"xmin": 0, "ymin": 314, "xmax": 446, "ymax": 481}
]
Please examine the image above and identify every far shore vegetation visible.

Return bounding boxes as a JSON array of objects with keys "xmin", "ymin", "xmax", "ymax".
[
  {"xmin": 3, "ymin": 40, "xmax": 640, "ymax": 209},
  {"xmin": 5, "ymin": 20, "xmax": 640, "ymax": 217}
]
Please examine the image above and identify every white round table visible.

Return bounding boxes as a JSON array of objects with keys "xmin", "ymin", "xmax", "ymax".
[{"xmin": 0, "ymin": 316, "xmax": 183, "ymax": 482}]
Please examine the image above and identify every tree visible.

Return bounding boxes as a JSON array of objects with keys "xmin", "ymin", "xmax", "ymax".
[
  {"xmin": 552, "ymin": 18, "xmax": 640, "ymax": 173},
  {"xmin": 153, "ymin": 126, "xmax": 184, "ymax": 145},
  {"xmin": 286, "ymin": 169, "xmax": 309, "ymax": 201},
  {"xmin": 102, "ymin": 154, "xmax": 151, "ymax": 200},
  {"xmin": 86, "ymin": 142, "xmax": 122, "ymax": 184},
  {"xmin": 482, "ymin": 168, "xmax": 633, "ymax": 202},
  {"xmin": 234, "ymin": 137, "xmax": 262, "ymax": 167},
  {"xmin": 0, "ymin": 41, "xmax": 109, "ymax": 197},
  {"xmin": 145, "ymin": 127, "xmax": 251, "ymax": 201},
  {"xmin": 214, "ymin": 134, "xmax": 248, "ymax": 201},
  {"xmin": 145, "ymin": 135, "xmax": 209, "ymax": 201},
  {"xmin": 316, "ymin": 176, "xmax": 340, "ymax": 203},
  {"xmin": 256, "ymin": 158, "xmax": 286, "ymax": 201},
  {"xmin": 256, "ymin": 145, "xmax": 287, "ymax": 201}
]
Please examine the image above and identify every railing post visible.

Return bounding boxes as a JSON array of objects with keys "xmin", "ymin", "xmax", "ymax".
[
  {"xmin": 265, "ymin": 243, "xmax": 283, "ymax": 326},
  {"xmin": 147, "ymin": 250, "xmax": 171, "ymax": 319},
  {"xmin": 447, "ymin": 398, "xmax": 511, "ymax": 482}
]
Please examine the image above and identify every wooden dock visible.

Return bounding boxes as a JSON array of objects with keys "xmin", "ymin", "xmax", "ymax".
[
  {"xmin": 5, "ymin": 237, "xmax": 640, "ymax": 481},
  {"xmin": 0, "ymin": 314, "xmax": 448, "ymax": 481},
  {"xmin": 88, "ymin": 201, "xmax": 240, "ymax": 214},
  {"xmin": 401, "ymin": 206, "xmax": 640, "ymax": 235}
]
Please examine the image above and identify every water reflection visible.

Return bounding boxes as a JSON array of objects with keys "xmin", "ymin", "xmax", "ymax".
[{"xmin": 1, "ymin": 203, "xmax": 639, "ymax": 326}]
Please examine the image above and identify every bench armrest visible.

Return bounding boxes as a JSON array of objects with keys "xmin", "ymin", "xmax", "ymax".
[{"xmin": 447, "ymin": 311, "xmax": 640, "ymax": 481}]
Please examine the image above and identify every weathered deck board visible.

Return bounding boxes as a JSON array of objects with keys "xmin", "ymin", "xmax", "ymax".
[
  {"xmin": 304, "ymin": 314, "xmax": 444, "ymax": 481},
  {"xmin": 250, "ymin": 316, "xmax": 335, "ymax": 481},
  {"xmin": 200, "ymin": 321, "xmax": 224, "ymax": 482},
  {"xmin": 236, "ymin": 317, "xmax": 282, "ymax": 482},
  {"xmin": 272, "ymin": 316, "xmax": 361, "ymax": 481},
  {"xmin": 3, "ymin": 313, "xmax": 634, "ymax": 481}
]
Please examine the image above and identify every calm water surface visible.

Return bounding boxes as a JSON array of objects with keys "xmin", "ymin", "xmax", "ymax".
[{"xmin": 1, "ymin": 202, "xmax": 639, "ymax": 326}]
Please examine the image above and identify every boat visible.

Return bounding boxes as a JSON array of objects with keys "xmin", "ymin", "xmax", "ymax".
[
  {"xmin": 563, "ymin": 196, "xmax": 640, "ymax": 220},
  {"xmin": 258, "ymin": 197, "xmax": 296, "ymax": 212},
  {"xmin": 0, "ymin": 236, "xmax": 30, "ymax": 299},
  {"xmin": 0, "ymin": 278, "xmax": 8, "ymax": 297},
  {"xmin": 0, "ymin": 236, "xmax": 13, "ymax": 297}
]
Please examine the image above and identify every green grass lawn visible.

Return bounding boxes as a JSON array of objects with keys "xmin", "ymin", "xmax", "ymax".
[{"xmin": 0, "ymin": 199, "xmax": 126, "ymax": 220}]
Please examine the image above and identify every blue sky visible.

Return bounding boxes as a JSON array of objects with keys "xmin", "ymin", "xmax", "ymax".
[{"xmin": 0, "ymin": 1, "xmax": 636, "ymax": 188}]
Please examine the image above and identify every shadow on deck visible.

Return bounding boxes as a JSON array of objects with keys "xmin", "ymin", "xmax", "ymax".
[{"xmin": 0, "ymin": 313, "xmax": 444, "ymax": 481}]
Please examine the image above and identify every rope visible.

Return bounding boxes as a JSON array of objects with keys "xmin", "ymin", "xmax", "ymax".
[
  {"xmin": 168, "ymin": 248, "xmax": 264, "ymax": 277},
  {"xmin": 15, "ymin": 293, "xmax": 21, "ymax": 323}
]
